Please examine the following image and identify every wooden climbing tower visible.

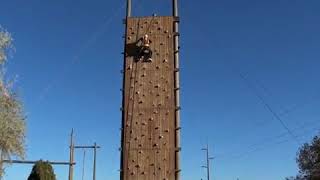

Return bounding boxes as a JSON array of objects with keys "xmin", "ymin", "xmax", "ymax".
[{"xmin": 120, "ymin": 0, "xmax": 181, "ymax": 180}]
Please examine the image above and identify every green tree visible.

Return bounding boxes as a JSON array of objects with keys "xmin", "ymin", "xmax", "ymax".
[
  {"xmin": 0, "ymin": 26, "xmax": 26, "ymax": 177},
  {"xmin": 288, "ymin": 136, "xmax": 320, "ymax": 180},
  {"xmin": 28, "ymin": 161, "xmax": 56, "ymax": 180}
]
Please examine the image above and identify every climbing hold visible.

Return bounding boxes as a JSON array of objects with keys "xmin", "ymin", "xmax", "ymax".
[
  {"xmin": 141, "ymin": 122, "xmax": 146, "ymax": 126},
  {"xmin": 149, "ymin": 117, "xmax": 154, "ymax": 121},
  {"xmin": 163, "ymin": 59, "xmax": 168, "ymax": 63},
  {"xmin": 136, "ymin": 91, "xmax": 140, "ymax": 95},
  {"xmin": 155, "ymin": 126, "xmax": 159, "ymax": 130},
  {"xmin": 135, "ymin": 164, "xmax": 140, "ymax": 168},
  {"xmin": 160, "ymin": 42, "xmax": 164, "ymax": 45},
  {"xmin": 155, "ymin": 84, "xmax": 160, "ymax": 88},
  {"xmin": 153, "ymin": 143, "xmax": 158, "ymax": 147},
  {"xmin": 164, "ymin": 129, "xmax": 169, "ymax": 133},
  {"xmin": 159, "ymin": 135, "xmax": 164, "ymax": 139},
  {"xmin": 128, "ymin": 36, "xmax": 132, "ymax": 40},
  {"xmin": 139, "ymin": 100, "xmax": 143, "ymax": 104},
  {"xmin": 164, "ymin": 30, "xmax": 169, "ymax": 33},
  {"xmin": 156, "ymin": 66, "xmax": 160, "ymax": 69}
]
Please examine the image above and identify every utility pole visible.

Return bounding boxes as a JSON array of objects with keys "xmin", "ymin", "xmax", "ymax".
[
  {"xmin": 201, "ymin": 144, "xmax": 214, "ymax": 180},
  {"xmin": 68, "ymin": 129, "xmax": 75, "ymax": 180},
  {"xmin": 74, "ymin": 143, "xmax": 101, "ymax": 180}
]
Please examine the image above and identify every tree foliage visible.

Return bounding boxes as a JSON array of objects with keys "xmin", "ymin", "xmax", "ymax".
[
  {"xmin": 288, "ymin": 136, "xmax": 320, "ymax": 180},
  {"xmin": 28, "ymin": 161, "xmax": 56, "ymax": 180},
  {"xmin": 0, "ymin": 26, "xmax": 26, "ymax": 177}
]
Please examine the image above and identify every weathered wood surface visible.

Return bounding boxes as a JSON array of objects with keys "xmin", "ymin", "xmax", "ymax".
[{"xmin": 121, "ymin": 16, "xmax": 177, "ymax": 180}]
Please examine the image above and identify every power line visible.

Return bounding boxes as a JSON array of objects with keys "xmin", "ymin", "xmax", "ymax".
[
  {"xmin": 238, "ymin": 73, "xmax": 300, "ymax": 143},
  {"xmin": 37, "ymin": 0, "xmax": 127, "ymax": 102},
  {"xmin": 218, "ymin": 122, "xmax": 320, "ymax": 161}
]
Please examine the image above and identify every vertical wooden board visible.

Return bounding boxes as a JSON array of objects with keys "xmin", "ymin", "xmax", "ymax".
[{"xmin": 122, "ymin": 16, "xmax": 177, "ymax": 180}]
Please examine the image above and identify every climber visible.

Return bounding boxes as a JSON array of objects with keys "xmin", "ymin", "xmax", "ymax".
[{"xmin": 137, "ymin": 34, "xmax": 153, "ymax": 62}]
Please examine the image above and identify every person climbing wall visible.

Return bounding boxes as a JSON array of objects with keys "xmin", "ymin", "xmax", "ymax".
[{"xmin": 137, "ymin": 34, "xmax": 153, "ymax": 62}]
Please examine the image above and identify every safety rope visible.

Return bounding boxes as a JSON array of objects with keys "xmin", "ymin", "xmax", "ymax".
[{"xmin": 123, "ymin": 18, "xmax": 141, "ymax": 179}]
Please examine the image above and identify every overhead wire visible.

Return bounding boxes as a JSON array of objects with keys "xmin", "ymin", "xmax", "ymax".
[
  {"xmin": 37, "ymin": 0, "xmax": 127, "ymax": 102},
  {"xmin": 221, "ymin": 124, "xmax": 320, "ymax": 161},
  {"xmin": 238, "ymin": 73, "xmax": 300, "ymax": 143},
  {"xmin": 215, "ymin": 60, "xmax": 319, "ymax": 161}
]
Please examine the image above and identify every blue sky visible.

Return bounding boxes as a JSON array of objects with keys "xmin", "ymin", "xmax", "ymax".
[{"xmin": 1, "ymin": 0, "xmax": 320, "ymax": 179}]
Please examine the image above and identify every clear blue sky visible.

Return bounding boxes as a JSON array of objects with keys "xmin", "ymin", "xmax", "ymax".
[{"xmin": 1, "ymin": 0, "xmax": 320, "ymax": 179}]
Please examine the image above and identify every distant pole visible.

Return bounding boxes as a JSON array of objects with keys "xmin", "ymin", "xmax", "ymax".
[
  {"xmin": 202, "ymin": 144, "xmax": 214, "ymax": 180},
  {"xmin": 126, "ymin": 0, "xmax": 132, "ymax": 17},
  {"xmin": 206, "ymin": 144, "xmax": 210, "ymax": 180},
  {"xmin": 74, "ymin": 144, "xmax": 101, "ymax": 180},
  {"xmin": 68, "ymin": 129, "xmax": 75, "ymax": 180},
  {"xmin": 93, "ymin": 142, "xmax": 97, "ymax": 180}
]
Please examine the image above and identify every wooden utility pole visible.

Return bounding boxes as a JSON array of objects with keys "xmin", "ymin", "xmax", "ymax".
[
  {"xmin": 202, "ymin": 144, "xmax": 214, "ymax": 180},
  {"xmin": 68, "ymin": 129, "xmax": 75, "ymax": 180}
]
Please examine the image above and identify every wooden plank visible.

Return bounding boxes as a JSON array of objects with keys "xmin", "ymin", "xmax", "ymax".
[{"xmin": 122, "ymin": 16, "xmax": 177, "ymax": 180}]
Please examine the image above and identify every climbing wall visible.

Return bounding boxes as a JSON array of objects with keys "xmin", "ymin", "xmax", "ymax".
[{"xmin": 121, "ymin": 16, "xmax": 178, "ymax": 180}]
